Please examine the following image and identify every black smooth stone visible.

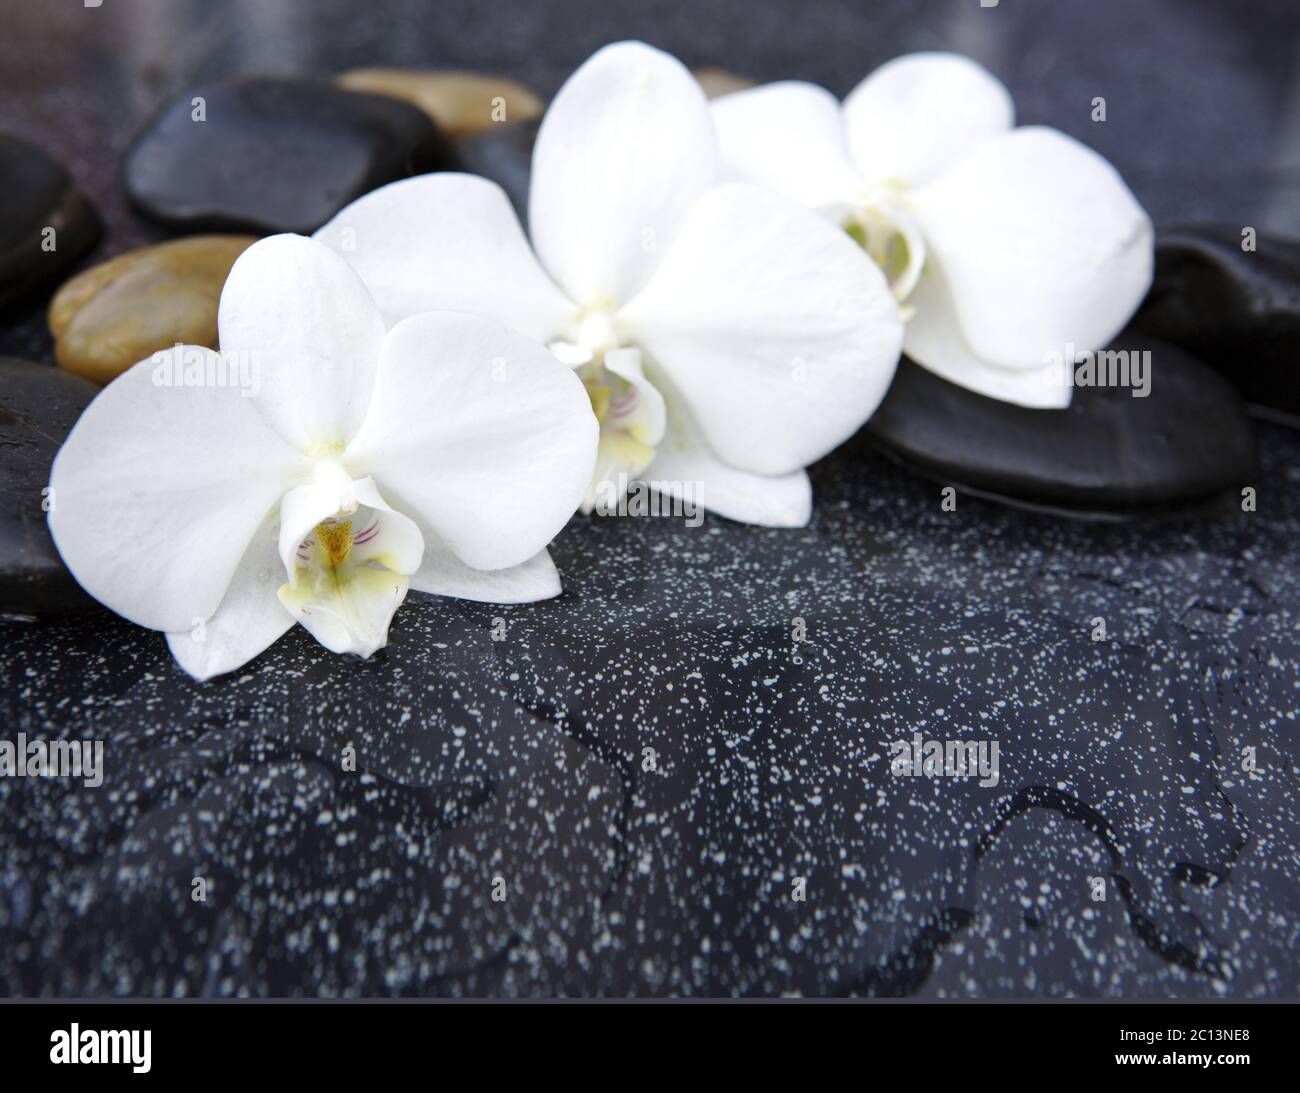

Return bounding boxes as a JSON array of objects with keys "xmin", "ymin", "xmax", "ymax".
[
  {"xmin": 0, "ymin": 357, "xmax": 99, "ymax": 618},
  {"xmin": 865, "ymin": 338, "xmax": 1256, "ymax": 517},
  {"xmin": 0, "ymin": 135, "xmax": 101, "ymax": 314},
  {"xmin": 454, "ymin": 120, "xmax": 537, "ymax": 229},
  {"xmin": 124, "ymin": 79, "xmax": 456, "ymax": 235},
  {"xmin": 1131, "ymin": 227, "xmax": 1300, "ymax": 419}
]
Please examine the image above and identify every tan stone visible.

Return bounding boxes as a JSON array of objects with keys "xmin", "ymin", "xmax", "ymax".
[
  {"xmin": 336, "ymin": 68, "xmax": 543, "ymax": 137},
  {"xmin": 691, "ymin": 67, "xmax": 756, "ymax": 100},
  {"xmin": 49, "ymin": 235, "xmax": 256, "ymax": 385}
]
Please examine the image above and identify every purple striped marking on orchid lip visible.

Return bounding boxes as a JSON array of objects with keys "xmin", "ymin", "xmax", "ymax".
[
  {"xmin": 352, "ymin": 518, "xmax": 380, "ymax": 546},
  {"xmin": 291, "ymin": 516, "xmax": 380, "ymax": 570},
  {"xmin": 608, "ymin": 386, "xmax": 638, "ymax": 421}
]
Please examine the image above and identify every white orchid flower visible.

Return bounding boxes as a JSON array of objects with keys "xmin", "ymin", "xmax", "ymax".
[
  {"xmin": 710, "ymin": 52, "xmax": 1155, "ymax": 408},
  {"xmin": 48, "ymin": 234, "xmax": 597, "ymax": 681},
  {"xmin": 315, "ymin": 41, "xmax": 903, "ymax": 528}
]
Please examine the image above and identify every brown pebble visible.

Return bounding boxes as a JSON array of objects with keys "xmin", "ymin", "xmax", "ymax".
[
  {"xmin": 692, "ymin": 67, "xmax": 756, "ymax": 100},
  {"xmin": 336, "ymin": 68, "xmax": 543, "ymax": 137},
  {"xmin": 49, "ymin": 235, "xmax": 256, "ymax": 385}
]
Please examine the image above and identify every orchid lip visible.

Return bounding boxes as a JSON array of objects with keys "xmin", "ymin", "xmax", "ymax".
[
  {"xmin": 276, "ymin": 479, "xmax": 423, "ymax": 660},
  {"xmin": 845, "ymin": 187, "xmax": 926, "ymax": 305}
]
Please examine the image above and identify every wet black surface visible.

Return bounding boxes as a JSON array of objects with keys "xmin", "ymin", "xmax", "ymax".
[
  {"xmin": 0, "ymin": 0, "xmax": 1297, "ymax": 997},
  {"xmin": 1, "ymin": 431, "xmax": 1296, "ymax": 996}
]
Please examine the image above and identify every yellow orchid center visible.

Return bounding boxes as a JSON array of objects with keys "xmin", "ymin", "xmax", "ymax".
[{"xmin": 314, "ymin": 519, "xmax": 354, "ymax": 567}]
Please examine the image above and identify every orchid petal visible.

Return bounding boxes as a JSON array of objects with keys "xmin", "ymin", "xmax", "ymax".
[
  {"xmin": 711, "ymin": 81, "xmax": 864, "ymax": 215},
  {"xmin": 904, "ymin": 260, "xmax": 1073, "ymax": 409},
  {"xmin": 529, "ymin": 41, "xmax": 716, "ymax": 309},
  {"xmin": 165, "ymin": 512, "xmax": 295, "ymax": 681},
  {"xmin": 412, "ymin": 541, "xmax": 563, "ymax": 604},
  {"xmin": 619, "ymin": 184, "xmax": 902, "ymax": 477},
  {"xmin": 315, "ymin": 174, "xmax": 577, "ymax": 340},
  {"xmin": 645, "ymin": 372, "xmax": 812, "ymax": 528},
  {"xmin": 218, "ymin": 234, "xmax": 387, "ymax": 451},
  {"xmin": 344, "ymin": 312, "xmax": 597, "ymax": 572},
  {"xmin": 48, "ymin": 351, "xmax": 305, "ymax": 633},
  {"xmin": 910, "ymin": 126, "xmax": 1154, "ymax": 371},
  {"xmin": 842, "ymin": 52, "xmax": 1014, "ymax": 187}
]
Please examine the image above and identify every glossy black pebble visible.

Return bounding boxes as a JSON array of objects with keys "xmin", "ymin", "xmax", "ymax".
[
  {"xmin": 1132, "ymin": 227, "xmax": 1300, "ymax": 419},
  {"xmin": 0, "ymin": 135, "xmax": 101, "ymax": 314},
  {"xmin": 0, "ymin": 357, "xmax": 100, "ymax": 617},
  {"xmin": 865, "ymin": 338, "xmax": 1256, "ymax": 518},
  {"xmin": 124, "ymin": 79, "xmax": 456, "ymax": 235}
]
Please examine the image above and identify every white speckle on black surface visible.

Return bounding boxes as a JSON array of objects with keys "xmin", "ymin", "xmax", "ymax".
[{"xmin": 1, "ymin": 429, "xmax": 1296, "ymax": 997}]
